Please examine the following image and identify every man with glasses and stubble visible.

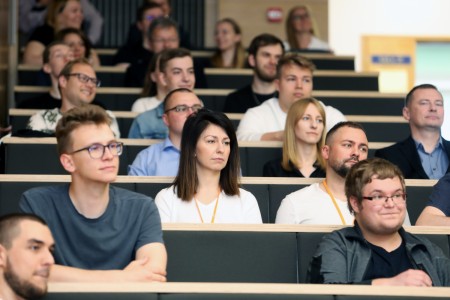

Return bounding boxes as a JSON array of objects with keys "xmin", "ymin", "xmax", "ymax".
[
  {"xmin": 129, "ymin": 88, "xmax": 203, "ymax": 176},
  {"xmin": 20, "ymin": 104, "xmax": 167, "ymax": 282},
  {"xmin": 26, "ymin": 58, "xmax": 121, "ymax": 137},
  {"xmin": 307, "ymin": 158, "xmax": 450, "ymax": 286}
]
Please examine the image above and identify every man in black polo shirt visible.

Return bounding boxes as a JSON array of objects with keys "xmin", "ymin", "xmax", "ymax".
[{"xmin": 307, "ymin": 158, "xmax": 450, "ymax": 286}]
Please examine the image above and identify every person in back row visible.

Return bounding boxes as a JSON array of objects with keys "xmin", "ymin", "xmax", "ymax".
[
  {"xmin": 20, "ymin": 104, "xmax": 167, "ymax": 282},
  {"xmin": 223, "ymin": 33, "xmax": 285, "ymax": 113},
  {"xmin": 375, "ymin": 84, "xmax": 450, "ymax": 179},
  {"xmin": 128, "ymin": 48, "xmax": 195, "ymax": 139},
  {"xmin": 308, "ymin": 158, "xmax": 450, "ymax": 286},
  {"xmin": 26, "ymin": 58, "xmax": 121, "ymax": 137},
  {"xmin": 128, "ymin": 88, "xmax": 203, "ymax": 176},
  {"xmin": 155, "ymin": 109, "xmax": 262, "ymax": 223},
  {"xmin": 0, "ymin": 213, "xmax": 55, "ymax": 300},
  {"xmin": 236, "ymin": 53, "xmax": 345, "ymax": 141}
]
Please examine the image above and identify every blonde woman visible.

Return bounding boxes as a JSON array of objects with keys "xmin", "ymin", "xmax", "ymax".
[
  {"xmin": 210, "ymin": 18, "xmax": 246, "ymax": 68},
  {"xmin": 264, "ymin": 97, "xmax": 326, "ymax": 177}
]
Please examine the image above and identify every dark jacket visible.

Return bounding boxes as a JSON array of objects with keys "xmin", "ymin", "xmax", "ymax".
[
  {"xmin": 307, "ymin": 223, "xmax": 450, "ymax": 286},
  {"xmin": 263, "ymin": 159, "xmax": 325, "ymax": 178},
  {"xmin": 374, "ymin": 135, "xmax": 450, "ymax": 179},
  {"xmin": 223, "ymin": 85, "xmax": 277, "ymax": 113}
]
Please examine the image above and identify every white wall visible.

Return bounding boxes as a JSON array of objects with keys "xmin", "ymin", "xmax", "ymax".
[{"xmin": 329, "ymin": 0, "xmax": 450, "ymax": 70}]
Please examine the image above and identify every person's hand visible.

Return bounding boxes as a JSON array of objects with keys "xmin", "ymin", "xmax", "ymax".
[
  {"xmin": 372, "ymin": 269, "xmax": 432, "ymax": 287},
  {"xmin": 123, "ymin": 257, "xmax": 167, "ymax": 282}
]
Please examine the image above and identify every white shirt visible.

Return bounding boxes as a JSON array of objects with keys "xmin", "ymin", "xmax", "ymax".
[
  {"xmin": 155, "ymin": 186, "xmax": 263, "ymax": 224},
  {"xmin": 283, "ymin": 36, "xmax": 331, "ymax": 52},
  {"xmin": 236, "ymin": 97, "xmax": 346, "ymax": 141},
  {"xmin": 131, "ymin": 96, "xmax": 162, "ymax": 113}
]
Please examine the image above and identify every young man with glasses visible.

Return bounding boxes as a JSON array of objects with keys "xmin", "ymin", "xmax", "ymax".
[
  {"xmin": 26, "ymin": 58, "xmax": 121, "ymax": 137},
  {"xmin": 20, "ymin": 104, "xmax": 167, "ymax": 282},
  {"xmin": 128, "ymin": 48, "xmax": 196, "ymax": 139},
  {"xmin": 307, "ymin": 157, "xmax": 450, "ymax": 286},
  {"xmin": 129, "ymin": 88, "xmax": 202, "ymax": 176}
]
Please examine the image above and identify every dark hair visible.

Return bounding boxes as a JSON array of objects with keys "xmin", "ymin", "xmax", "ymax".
[
  {"xmin": 173, "ymin": 109, "xmax": 240, "ymax": 200},
  {"xmin": 147, "ymin": 16, "xmax": 179, "ymax": 41},
  {"xmin": 137, "ymin": 2, "xmax": 163, "ymax": 21},
  {"xmin": 141, "ymin": 52, "xmax": 162, "ymax": 97},
  {"xmin": 0, "ymin": 213, "xmax": 47, "ymax": 249},
  {"xmin": 158, "ymin": 47, "xmax": 192, "ymax": 73},
  {"xmin": 55, "ymin": 27, "xmax": 92, "ymax": 58},
  {"xmin": 247, "ymin": 33, "xmax": 285, "ymax": 57},
  {"xmin": 43, "ymin": 40, "xmax": 68, "ymax": 64},
  {"xmin": 345, "ymin": 158, "xmax": 405, "ymax": 215},
  {"xmin": 404, "ymin": 83, "xmax": 440, "ymax": 107},
  {"xmin": 55, "ymin": 104, "xmax": 112, "ymax": 155},
  {"xmin": 276, "ymin": 53, "xmax": 316, "ymax": 79},
  {"xmin": 163, "ymin": 87, "xmax": 195, "ymax": 111},
  {"xmin": 325, "ymin": 121, "xmax": 366, "ymax": 145},
  {"xmin": 58, "ymin": 57, "xmax": 91, "ymax": 78},
  {"xmin": 210, "ymin": 18, "xmax": 246, "ymax": 68}
]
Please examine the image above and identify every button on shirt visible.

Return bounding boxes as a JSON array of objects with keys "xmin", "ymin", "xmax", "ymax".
[
  {"xmin": 415, "ymin": 138, "xmax": 449, "ymax": 179},
  {"xmin": 128, "ymin": 138, "xmax": 180, "ymax": 176}
]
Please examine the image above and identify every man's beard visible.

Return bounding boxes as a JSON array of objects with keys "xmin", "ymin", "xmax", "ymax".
[
  {"xmin": 254, "ymin": 65, "xmax": 276, "ymax": 83},
  {"xmin": 331, "ymin": 158, "xmax": 357, "ymax": 178},
  {"xmin": 4, "ymin": 260, "xmax": 47, "ymax": 299}
]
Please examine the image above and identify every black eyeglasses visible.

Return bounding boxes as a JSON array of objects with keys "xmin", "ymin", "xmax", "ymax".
[
  {"xmin": 165, "ymin": 104, "xmax": 203, "ymax": 114},
  {"xmin": 66, "ymin": 73, "xmax": 101, "ymax": 87},
  {"xmin": 70, "ymin": 142, "xmax": 123, "ymax": 159},
  {"xmin": 362, "ymin": 193, "xmax": 407, "ymax": 205}
]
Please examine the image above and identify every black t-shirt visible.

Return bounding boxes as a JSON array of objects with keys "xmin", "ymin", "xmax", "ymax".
[
  {"xmin": 17, "ymin": 93, "xmax": 61, "ymax": 109},
  {"xmin": 223, "ymin": 85, "xmax": 277, "ymax": 113},
  {"xmin": 263, "ymin": 159, "xmax": 326, "ymax": 178},
  {"xmin": 363, "ymin": 240, "xmax": 413, "ymax": 281}
]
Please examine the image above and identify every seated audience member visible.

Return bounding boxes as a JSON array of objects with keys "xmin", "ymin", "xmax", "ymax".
[
  {"xmin": 264, "ymin": 97, "xmax": 326, "ymax": 178},
  {"xmin": 276, "ymin": 122, "xmax": 369, "ymax": 225},
  {"xmin": 284, "ymin": 5, "xmax": 331, "ymax": 52},
  {"xmin": 308, "ymin": 158, "xmax": 450, "ymax": 286},
  {"xmin": 113, "ymin": 2, "xmax": 164, "ymax": 67},
  {"xmin": 19, "ymin": 0, "xmax": 103, "ymax": 45},
  {"xmin": 56, "ymin": 27, "xmax": 100, "ymax": 67},
  {"xmin": 128, "ymin": 48, "xmax": 195, "ymax": 139},
  {"xmin": 129, "ymin": 88, "xmax": 203, "ymax": 176},
  {"xmin": 155, "ymin": 109, "xmax": 263, "ymax": 223},
  {"xmin": 26, "ymin": 58, "xmax": 120, "ymax": 137},
  {"xmin": 23, "ymin": 0, "xmax": 85, "ymax": 65},
  {"xmin": 131, "ymin": 53, "xmax": 164, "ymax": 113},
  {"xmin": 125, "ymin": 16, "xmax": 180, "ymax": 87},
  {"xmin": 416, "ymin": 172, "xmax": 450, "ymax": 226},
  {"xmin": 237, "ymin": 53, "xmax": 345, "ymax": 141},
  {"xmin": 20, "ymin": 104, "xmax": 167, "ymax": 282},
  {"xmin": 0, "ymin": 213, "xmax": 55, "ymax": 300},
  {"xmin": 210, "ymin": 18, "xmax": 246, "ymax": 69},
  {"xmin": 375, "ymin": 84, "xmax": 450, "ymax": 179},
  {"xmin": 223, "ymin": 33, "xmax": 285, "ymax": 113},
  {"xmin": 17, "ymin": 41, "xmax": 74, "ymax": 109}
]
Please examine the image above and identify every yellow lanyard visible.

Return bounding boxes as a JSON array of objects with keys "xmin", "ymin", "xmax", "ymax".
[
  {"xmin": 322, "ymin": 180, "xmax": 346, "ymax": 225},
  {"xmin": 194, "ymin": 189, "xmax": 221, "ymax": 223}
]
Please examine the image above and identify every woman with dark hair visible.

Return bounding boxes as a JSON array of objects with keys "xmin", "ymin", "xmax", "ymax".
[
  {"xmin": 210, "ymin": 18, "xmax": 246, "ymax": 68},
  {"xmin": 155, "ymin": 109, "xmax": 262, "ymax": 223},
  {"xmin": 56, "ymin": 27, "xmax": 100, "ymax": 67},
  {"xmin": 284, "ymin": 5, "xmax": 331, "ymax": 52}
]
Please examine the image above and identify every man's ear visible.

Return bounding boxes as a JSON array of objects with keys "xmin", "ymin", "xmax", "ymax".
[
  {"xmin": 60, "ymin": 154, "xmax": 76, "ymax": 173},
  {"xmin": 58, "ymin": 75, "xmax": 68, "ymax": 89},
  {"xmin": 248, "ymin": 54, "xmax": 256, "ymax": 68},
  {"xmin": 162, "ymin": 113, "xmax": 169, "ymax": 127},
  {"xmin": 402, "ymin": 106, "xmax": 410, "ymax": 121},
  {"xmin": 349, "ymin": 196, "xmax": 360, "ymax": 214},
  {"xmin": 274, "ymin": 78, "xmax": 280, "ymax": 91},
  {"xmin": 321, "ymin": 145, "xmax": 330, "ymax": 160},
  {"xmin": 0, "ymin": 244, "xmax": 7, "ymax": 268},
  {"xmin": 43, "ymin": 63, "xmax": 52, "ymax": 75},
  {"xmin": 158, "ymin": 72, "xmax": 168, "ymax": 87}
]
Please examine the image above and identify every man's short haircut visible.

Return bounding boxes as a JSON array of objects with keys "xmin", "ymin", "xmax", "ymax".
[
  {"xmin": 325, "ymin": 121, "xmax": 366, "ymax": 145},
  {"xmin": 276, "ymin": 53, "xmax": 316, "ymax": 79},
  {"xmin": 247, "ymin": 33, "xmax": 285, "ymax": 57},
  {"xmin": 58, "ymin": 57, "xmax": 91, "ymax": 79},
  {"xmin": 137, "ymin": 2, "xmax": 163, "ymax": 21},
  {"xmin": 43, "ymin": 41, "xmax": 68, "ymax": 65},
  {"xmin": 404, "ymin": 83, "xmax": 440, "ymax": 107},
  {"xmin": 55, "ymin": 104, "xmax": 112, "ymax": 155},
  {"xmin": 345, "ymin": 157, "xmax": 406, "ymax": 215},
  {"xmin": 163, "ymin": 87, "xmax": 195, "ymax": 111},
  {"xmin": 0, "ymin": 213, "xmax": 47, "ymax": 249},
  {"xmin": 147, "ymin": 16, "xmax": 179, "ymax": 41},
  {"xmin": 158, "ymin": 47, "xmax": 192, "ymax": 73}
]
